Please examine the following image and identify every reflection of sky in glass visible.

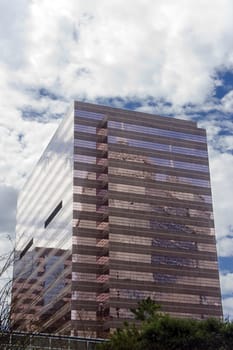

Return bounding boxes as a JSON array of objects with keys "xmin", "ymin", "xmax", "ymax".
[
  {"xmin": 74, "ymin": 139, "xmax": 96, "ymax": 148},
  {"xmin": 148, "ymin": 157, "xmax": 209, "ymax": 172},
  {"xmin": 16, "ymin": 108, "xmax": 73, "ymax": 252},
  {"xmin": 74, "ymin": 170, "xmax": 88, "ymax": 179},
  {"xmin": 151, "ymin": 220, "xmax": 196, "ymax": 234},
  {"xmin": 74, "ymin": 154, "xmax": 96, "ymax": 164},
  {"xmin": 155, "ymin": 173, "xmax": 210, "ymax": 187},
  {"xmin": 74, "ymin": 124, "xmax": 96, "ymax": 133},
  {"xmin": 75, "ymin": 109, "xmax": 105, "ymax": 120},
  {"xmin": 109, "ymin": 135, "xmax": 207, "ymax": 157},
  {"xmin": 13, "ymin": 106, "xmax": 74, "ymax": 335},
  {"xmin": 44, "ymin": 255, "xmax": 64, "ymax": 305},
  {"xmin": 172, "ymin": 145, "xmax": 207, "ymax": 157},
  {"xmin": 109, "ymin": 121, "xmax": 206, "ymax": 143}
]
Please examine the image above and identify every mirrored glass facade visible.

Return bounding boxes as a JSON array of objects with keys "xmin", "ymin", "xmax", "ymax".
[
  {"xmin": 12, "ymin": 108, "xmax": 74, "ymax": 334},
  {"xmin": 12, "ymin": 101, "xmax": 222, "ymax": 338}
]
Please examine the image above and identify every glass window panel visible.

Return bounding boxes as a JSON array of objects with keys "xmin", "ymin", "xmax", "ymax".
[
  {"xmin": 108, "ymin": 135, "xmax": 208, "ymax": 157},
  {"xmin": 109, "ymin": 121, "xmax": 206, "ymax": 142},
  {"xmin": 75, "ymin": 109, "xmax": 105, "ymax": 121},
  {"xmin": 74, "ymin": 139, "xmax": 96, "ymax": 148},
  {"xmin": 74, "ymin": 124, "xmax": 96, "ymax": 134},
  {"xmin": 74, "ymin": 154, "xmax": 96, "ymax": 164}
]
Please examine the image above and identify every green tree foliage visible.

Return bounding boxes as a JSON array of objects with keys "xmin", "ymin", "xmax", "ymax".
[
  {"xmin": 130, "ymin": 297, "xmax": 161, "ymax": 322},
  {"xmin": 98, "ymin": 298, "xmax": 233, "ymax": 350},
  {"xmin": 98, "ymin": 323, "xmax": 140, "ymax": 350}
]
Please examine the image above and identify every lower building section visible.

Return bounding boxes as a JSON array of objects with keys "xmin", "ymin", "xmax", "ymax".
[
  {"xmin": 11, "ymin": 247, "xmax": 72, "ymax": 334},
  {"xmin": 71, "ymin": 217, "xmax": 222, "ymax": 337}
]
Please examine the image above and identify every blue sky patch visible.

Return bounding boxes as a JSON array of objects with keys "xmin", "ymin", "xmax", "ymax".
[{"xmin": 215, "ymin": 70, "xmax": 233, "ymax": 99}]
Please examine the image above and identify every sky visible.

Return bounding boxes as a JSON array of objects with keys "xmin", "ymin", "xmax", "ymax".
[{"xmin": 0, "ymin": 0, "xmax": 233, "ymax": 318}]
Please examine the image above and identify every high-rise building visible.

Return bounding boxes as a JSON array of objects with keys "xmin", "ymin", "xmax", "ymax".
[{"xmin": 11, "ymin": 101, "xmax": 222, "ymax": 337}]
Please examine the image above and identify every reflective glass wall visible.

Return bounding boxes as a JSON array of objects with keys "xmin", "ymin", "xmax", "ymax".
[
  {"xmin": 72, "ymin": 101, "xmax": 222, "ymax": 337},
  {"xmin": 12, "ymin": 101, "xmax": 222, "ymax": 338},
  {"xmin": 12, "ymin": 107, "xmax": 74, "ymax": 334}
]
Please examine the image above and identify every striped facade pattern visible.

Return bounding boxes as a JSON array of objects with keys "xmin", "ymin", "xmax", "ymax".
[
  {"xmin": 12, "ymin": 108, "xmax": 74, "ymax": 334},
  {"xmin": 12, "ymin": 101, "xmax": 222, "ymax": 338},
  {"xmin": 71, "ymin": 102, "xmax": 222, "ymax": 337}
]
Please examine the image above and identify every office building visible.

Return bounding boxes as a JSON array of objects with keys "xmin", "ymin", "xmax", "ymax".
[{"xmin": 11, "ymin": 101, "xmax": 222, "ymax": 337}]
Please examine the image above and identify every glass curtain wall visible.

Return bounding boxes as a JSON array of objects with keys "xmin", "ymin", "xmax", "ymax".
[
  {"xmin": 12, "ymin": 101, "xmax": 222, "ymax": 338},
  {"xmin": 72, "ymin": 102, "xmax": 222, "ymax": 337},
  {"xmin": 12, "ymin": 107, "xmax": 74, "ymax": 334}
]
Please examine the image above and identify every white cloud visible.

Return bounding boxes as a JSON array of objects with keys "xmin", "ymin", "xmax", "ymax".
[
  {"xmin": 0, "ymin": 186, "xmax": 17, "ymax": 233},
  {"xmin": 221, "ymin": 90, "xmax": 233, "ymax": 113},
  {"xmin": 218, "ymin": 238, "xmax": 233, "ymax": 258},
  {"xmin": 220, "ymin": 272, "xmax": 233, "ymax": 295},
  {"xmin": 215, "ymin": 135, "xmax": 233, "ymax": 152},
  {"xmin": 1, "ymin": 0, "xmax": 233, "ymax": 118},
  {"xmin": 0, "ymin": 114, "xmax": 59, "ymax": 188},
  {"xmin": 2, "ymin": 0, "xmax": 232, "ymax": 105},
  {"xmin": 0, "ymin": 0, "xmax": 30, "ymax": 68},
  {"xmin": 208, "ymin": 148, "xmax": 233, "ymax": 242},
  {"xmin": 222, "ymin": 297, "xmax": 233, "ymax": 320},
  {"xmin": 196, "ymin": 115, "xmax": 233, "ymax": 251}
]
